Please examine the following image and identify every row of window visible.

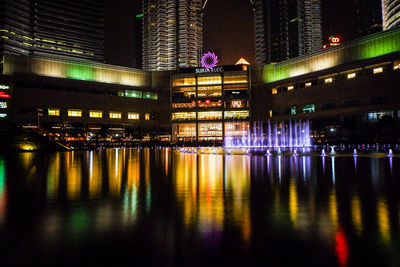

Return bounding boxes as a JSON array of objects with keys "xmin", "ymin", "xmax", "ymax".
[
  {"xmin": 172, "ymin": 75, "xmax": 248, "ymax": 86},
  {"xmin": 172, "ymin": 110, "xmax": 250, "ymax": 121},
  {"xmin": 271, "ymin": 62, "xmax": 397, "ymax": 95},
  {"xmin": 172, "ymin": 100, "xmax": 247, "ymax": 109},
  {"xmin": 270, "ymin": 96, "xmax": 390, "ymax": 117},
  {"xmin": 47, "ymin": 108, "xmax": 152, "ymax": 120}
]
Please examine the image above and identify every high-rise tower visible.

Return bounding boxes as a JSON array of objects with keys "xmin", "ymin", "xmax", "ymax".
[
  {"xmin": 354, "ymin": 0, "xmax": 383, "ymax": 37},
  {"xmin": 0, "ymin": 0, "xmax": 105, "ymax": 70},
  {"xmin": 142, "ymin": 0, "xmax": 203, "ymax": 71},
  {"xmin": 382, "ymin": 0, "xmax": 400, "ymax": 30},
  {"xmin": 254, "ymin": 0, "xmax": 322, "ymax": 64}
]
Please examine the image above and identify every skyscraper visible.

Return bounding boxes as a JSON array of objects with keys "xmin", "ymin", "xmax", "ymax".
[
  {"xmin": 354, "ymin": 0, "xmax": 382, "ymax": 37},
  {"xmin": 0, "ymin": 0, "xmax": 104, "ymax": 72},
  {"xmin": 254, "ymin": 0, "xmax": 322, "ymax": 64},
  {"xmin": 142, "ymin": 0, "xmax": 203, "ymax": 71},
  {"xmin": 382, "ymin": 0, "xmax": 400, "ymax": 30}
]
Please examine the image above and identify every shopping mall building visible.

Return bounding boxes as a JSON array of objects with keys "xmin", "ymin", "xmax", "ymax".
[{"xmin": 1, "ymin": 27, "xmax": 400, "ymax": 144}]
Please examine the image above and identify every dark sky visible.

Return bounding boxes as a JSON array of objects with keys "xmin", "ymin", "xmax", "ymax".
[{"xmin": 105, "ymin": 0, "xmax": 358, "ymax": 67}]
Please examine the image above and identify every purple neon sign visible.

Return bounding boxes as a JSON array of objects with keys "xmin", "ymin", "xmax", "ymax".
[{"xmin": 201, "ymin": 52, "xmax": 218, "ymax": 69}]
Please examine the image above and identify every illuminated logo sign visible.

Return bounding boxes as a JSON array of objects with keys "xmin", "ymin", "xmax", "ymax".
[
  {"xmin": 329, "ymin": 36, "xmax": 341, "ymax": 46},
  {"xmin": 201, "ymin": 52, "xmax": 218, "ymax": 69},
  {"xmin": 0, "ymin": 85, "xmax": 10, "ymax": 90},
  {"xmin": 0, "ymin": 102, "xmax": 7, "ymax": 109},
  {"xmin": 195, "ymin": 67, "xmax": 224, "ymax": 74},
  {"xmin": 0, "ymin": 113, "xmax": 7, "ymax": 118}
]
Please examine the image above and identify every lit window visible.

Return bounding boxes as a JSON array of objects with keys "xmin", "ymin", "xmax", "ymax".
[
  {"xmin": 0, "ymin": 113, "xmax": 7, "ymax": 118},
  {"xmin": 48, "ymin": 108, "xmax": 60, "ymax": 116},
  {"xmin": 223, "ymin": 75, "xmax": 247, "ymax": 84},
  {"xmin": 143, "ymin": 92, "xmax": 158, "ymax": 100},
  {"xmin": 287, "ymin": 86, "xmax": 294, "ymax": 91},
  {"xmin": 172, "ymin": 77, "xmax": 196, "ymax": 86},
  {"xmin": 269, "ymin": 110, "xmax": 273, "ymax": 118},
  {"xmin": 0, "ymin": 102, "xmax": 7, "ymax": 109},
  {"xmin": 198, "ymin": 111, "xmax": 223, "ymax": 120},
  {"xmin": 224, "ymin": 110, "xmax": 249, "ymax": 119},
  {"xmin": 109, "ymin": 112, "xmax": 121, "ymax": 119},
  {"xmin": 128, "ymin": 112, "xmax": 140, "ymax": 120},
  {"xmin": 291, "ymin": 106, "xmax": 296, "ymax": 115},
  {"xmin": 347, "ymin": 73, "xmax": 356, "ymax": 79},
  {"xmin": 89, "ymin": 110, "xmax": 103, "ymax": 118},
  {"xmin": 394, "ymin": 61, "xmax": 400, "ymax": 70},
  {"xmin": 325, "ymin": 78, "xmax": 333, "ymax": 83},
  {"xmin": 145, "ymin": 113, "xmax": 150, "ymax": 120},
  {"xmin": 175, "ymin": 123, "xmax": 196, "ymax": 138},
  {"xmin": 68, "ymin": 109, "xmax": 82, "ymax": 117},
  {"xmin": 197, "ymin": 86, "xmax": 222, "ymax": 97},
  {"xmin": 272, "ymin": 88, "xmax": 278, "ymax": 94},
  {"xmin": 198, "ymin": 123, "xmax": 223, "ymax": 138},
  {"xmin": 198, "ymin": 76, "xmax": 222, "ymax": 85},
  {"xmin": 373, "ymin": 67, "xmax": 383, "ymax": 74},
  {"xmin": 172, "ymin": 112, "xmax": 196, "ymax": 121},
  {"xmin": 305, "ymin": 82, "xmax": 312, "ymax": 87},
  {"xmin": 302, "ymin": 104, "xmax": 315, "ymax": 113}
]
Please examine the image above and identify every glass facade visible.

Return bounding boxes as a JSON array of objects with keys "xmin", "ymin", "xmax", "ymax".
[
  {"xmin": 172, "ymin": 112, "xmax": 196, "ymax": 121},
  {"xmin": 224, "ymin": 110, "xmax": 249, "ymax": 120},
  {"xmin": 225, "ymin": 122, "xmax": 249, "ymax": 137},
  {"xmin": 197, "ymin": 86, "xmax": 222, "ymax": 97},
  {"xmin": 171, "ymin": 70, "xmax": 249, "ymax": 143},
  {"xmin": 198, "ymin": 123, "xmax": 223, "ymax": 140},
  {"xmin": 198, "ymin": 111, "xmax": 223, "ymax": 120}
]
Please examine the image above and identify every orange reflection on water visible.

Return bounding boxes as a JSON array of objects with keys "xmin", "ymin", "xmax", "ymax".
[
  {"xmin": 289, "ymin": 179, "xmax": 298, "ymax": 228},
  {"xmin": 66, "ymin": 151, "xmax": 82, "ymax": 200},
  {"xmin": 377, "ymin": 198, "xmax": 390, "ymax": 243},
  {"xmin": 107, "ymin": 149, "xmax": 123, "ymax": 197},
  {"xmin": 124, "ymin": 149, "xmax": 141, "ymax": 222},
  {"xmin": 224, "ymin": 155, "xmax": 251, "ymax": 242},
  {"xmin": 174, "ymin": 151, "xmax": 252, "ymax": 241},
  {"xmin": 89, "ymin": 151, "xmax": 102, "ymax": 199},
  {"xmin": 351, "ymin": 195, "xmax": 362, "ymax": 235}
]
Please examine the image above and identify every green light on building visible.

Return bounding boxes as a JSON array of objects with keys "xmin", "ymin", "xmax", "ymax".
[
  {"xmin": 263, "ymin": 27, "xmax": 400, "ymax": 83},
  {"xmin": 67, "ymin": 64, "xmax": 94, "ymax": 81},
  {"xmin": 136, "ymin": 14, "xmax": 144, "ymax": 18}
]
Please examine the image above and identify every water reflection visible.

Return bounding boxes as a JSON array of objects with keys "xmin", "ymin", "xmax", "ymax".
[{"xmin": 2, "ymin": 149, "xmax": 400, "ymax": 266}]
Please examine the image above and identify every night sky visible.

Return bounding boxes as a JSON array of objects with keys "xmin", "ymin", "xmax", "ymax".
[{"xmin": 105, "ymin": 0, "xmax": 358, "ymax": 67}]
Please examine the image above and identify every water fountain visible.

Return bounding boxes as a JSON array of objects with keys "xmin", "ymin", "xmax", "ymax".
[
  {"xmin": 353, "ymin": 149, "xmax": 358, "ymax": 157},
  {"xmin": 224, "ymin": 120, "xmax": 311, "ymax": 151},
  {"xmin": 388, "ymin": 149, "xmax": 393, "ymax": 157}
]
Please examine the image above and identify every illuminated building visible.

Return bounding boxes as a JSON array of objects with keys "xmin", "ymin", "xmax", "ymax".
[
  {"xmin": 254, "ymin": 0, "xmax": 322, "ymax": 64},
  {"xmin": 171, "ymin": 65, "xmax": 250, "ymax": 143},
  {"xmin": 382, "ymin": 0, "xmax": 400, "ymax": 29},
  {"xmin": 251, "ymin": 27, "xmax": 400, "ymax": 144},
  {"xmin": 0, "ymin": 0, "xmax": 105, "ymax": 73},
  {"xmin": 1, "ymin": 54, "xmax": 171, "ymax": 139},
  {"xmin": 142, "ymin": 0, "xmax": 203, "ymax": 71}
]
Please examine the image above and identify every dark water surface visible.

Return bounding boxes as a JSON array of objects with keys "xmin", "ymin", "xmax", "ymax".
[{"xmin": 0, "ymin": 148, "xmax": 400, "ymax": 266}]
